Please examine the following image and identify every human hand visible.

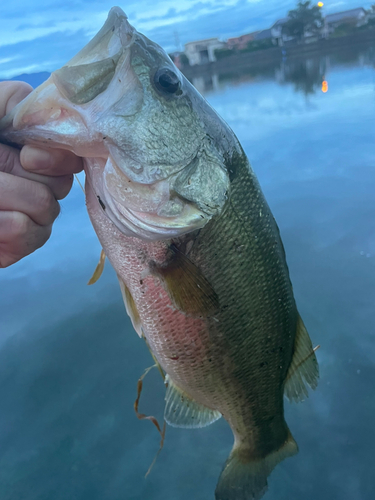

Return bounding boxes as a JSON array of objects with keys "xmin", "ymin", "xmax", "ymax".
[{"xmin": 0, "ymin": 81, "xmax": 83, "ymax": 268}]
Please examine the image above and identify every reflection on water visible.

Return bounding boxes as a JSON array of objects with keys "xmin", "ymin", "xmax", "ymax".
[
  {"xmin": 276, "ymin": 57, "xmax": 327, "ymax": 95},
  {"xmin": 190, "ymin": 44, "xmax": 375, "ymax": 96},
  {"xmin": 1, "ymin": 43, "xmax": 375, "ymax": 500}
]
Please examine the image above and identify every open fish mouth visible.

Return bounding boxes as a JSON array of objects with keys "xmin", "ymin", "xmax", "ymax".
[
  {"xmin": 0, "ymin": 6, "xmax": 230, "ymax": 241},
  {"xmin": 0, "ymin": 7, "xmax": 137, "ymax": 155},
  {"xmin": 86, "ymin": 154, "xmax": 210, "ymax": 241},
  {"xmin": 98, "ymin": 191, "xmax": 208, "ymax": 240}
]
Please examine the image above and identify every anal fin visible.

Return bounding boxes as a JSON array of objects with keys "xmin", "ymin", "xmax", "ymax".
[
  {"xmin": 165, "ymin": 375, "xmax": 221, "ymax": 428},
  {"xmin": 284, "ymin": 315, "xmax": 319, "ymax": 403}
]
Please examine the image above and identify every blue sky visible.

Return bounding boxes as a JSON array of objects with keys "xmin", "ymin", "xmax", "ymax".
[{"xmin": 0, "ymin": 0, "xmax": 372, "ymax": 78}]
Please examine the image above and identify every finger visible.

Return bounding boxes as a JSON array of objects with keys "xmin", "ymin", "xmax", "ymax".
[
  {"xmin": 0, "ymin": 144, "xmax": 74, "ymax": 200},
  {"xmin": 21, "ymin": 145, "xmax": 83, "ymax": 176},
  {"xmin": 0, "ymin": 211, "xmax": 52, "ymax": 268},
  {"xmin": 0, "ymin": 171, "xmax": 60, "ymax": 226},
  {"xmin": 0, "ymin": 81, "xmax": 33, "ymax": 117}
]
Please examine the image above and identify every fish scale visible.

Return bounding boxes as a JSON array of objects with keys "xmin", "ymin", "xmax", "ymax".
[{"xmin": 183, "ymin": 152, "xmax": 296, "ymax": 428}]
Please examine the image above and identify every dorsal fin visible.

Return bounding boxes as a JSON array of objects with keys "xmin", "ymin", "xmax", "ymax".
[
  {"xmin": 164, "ymin": 375, "xmax": 221, "ymax": 428},
  {"xmin": 118, "ymin": 277, "xmax": 143, "ymax": 338},
  {"xmin": 284, "ymin": 315, "xmax": 319, "ymax": 403}
]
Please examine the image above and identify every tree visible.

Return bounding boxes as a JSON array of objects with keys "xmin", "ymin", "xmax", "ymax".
[
  {"xmin": 283, "ymin": 59, "xmax": 325, "ymax": 95},
  {"xmin": 179, "ymin": 53, "xmax": 190, "ymax": 67},
  {"xmin": 367, "ymin": 4, "xmax": 375, "ymax": 26},
  {"xmin": 282, "ymin": 1, "xmax": 324, "ymax": 41}
]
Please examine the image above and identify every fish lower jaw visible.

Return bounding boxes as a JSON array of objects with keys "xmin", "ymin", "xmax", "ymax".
[{"xmin": 90, "ymin": 181, "xmax": 208, "ymax": 241}]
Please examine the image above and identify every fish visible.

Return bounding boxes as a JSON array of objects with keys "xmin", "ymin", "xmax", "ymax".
[{"xmin": 0, "ymin": 7, "xmax": 319, "ymax": 500}]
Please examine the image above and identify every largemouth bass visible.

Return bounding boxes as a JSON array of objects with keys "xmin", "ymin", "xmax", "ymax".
[{"xmin": 0, "ymin": 7, "xmax": 319, "ymax": 499}]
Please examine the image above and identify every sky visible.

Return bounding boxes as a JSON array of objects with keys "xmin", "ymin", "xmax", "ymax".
[{"xmin": 0, "ymin": 0, "xmax": 373, "ymax": 78}]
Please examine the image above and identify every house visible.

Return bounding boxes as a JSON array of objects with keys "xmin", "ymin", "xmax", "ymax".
[
  {"xmin": 270, "ymin": 18, "xmax": 295, "ymax": 46},
  {"xmin": 190, "ymin": 74, "xmax": 220, "ymax": 94},
  {"xmin": 323, "ymin": 7, "xmax": 367, "ymax": 36},
  {"xmin": 168, "ymin": 51, "xmax": 183, "ymax": 69},
  {"xmin": 271, "ymin": 18, "xmax": 289, "ymax": 45},
  {"xmin": 226, "ymin": 31, "xmax": 260, "ymax": 50},
  {"xmin": 254, "ymin": 28, "xmax": 273, "ymax": 41},
  {"xmin": 184, "ymin": 38, "xmax": 225, "ymax": 65},
  {"xmin": 270, "ymin": 16, "xmax": 322, "ymax": 45}
]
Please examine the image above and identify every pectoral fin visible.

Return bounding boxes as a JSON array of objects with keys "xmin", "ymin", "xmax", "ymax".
[
  {"xmin": 165, "ymin": 375, "xmax": 221, "ymax": 428},
  {"xmin": 118, "ymin": 277, "xmax": 143, "ymax": 338},
  {"xmin": 87, "ymin": 249, "xmax": 106, "ymax": 285},
  {"xmin": 284, "ymin": 315, "xmax": 319, "ymax": 403},
  {"xmin": 150, "ymin": 244, "xmax": 219, "ymax": 317}
]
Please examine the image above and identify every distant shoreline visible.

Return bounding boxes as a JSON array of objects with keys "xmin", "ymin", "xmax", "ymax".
[{"xmin": 181, "ymin": 28, "xmax": 375, "ymax": 79}]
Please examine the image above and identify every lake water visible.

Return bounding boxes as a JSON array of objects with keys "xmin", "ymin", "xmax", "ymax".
[{"xmin": 1, "ymin": 45, "xmax": 375, "ymax": 500}]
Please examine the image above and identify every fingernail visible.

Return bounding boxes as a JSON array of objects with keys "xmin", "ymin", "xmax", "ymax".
[{"xmin": 21, "ymin": 146, "xmax": 52, "ymax": 171}]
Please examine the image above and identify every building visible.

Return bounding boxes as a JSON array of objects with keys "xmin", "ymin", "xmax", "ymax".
[
  {"xmin": 184, "ymin": 38, "xmax": 225, "ymax": 66},
  {"xmin": 271, "ymin": 18, "xmax": 291, "ymax": 46},
  {"xmin": 323, "ymin": 7, "xmax": 367, "ymax": 36},
  {"xmin": 191, "ymin": 74, "xmax": 220, "ymax": 94},
  {"xmin": 226, "ymin": 31, "xmax": 260, "ymax": 50},
  {"xmin": 270, "ymin": 16, "xmax": 321, "ymax": 45},
  {"xmin": 270, "ymin": 18, "xmax": 297, "ymax": 46},
  {"xmin": 168, "ymin": 51, "xmax": 182, "ymax": 69},
  {"xmin": 254, "ymin": 28, "xmax": 273, "ymax": 41}
]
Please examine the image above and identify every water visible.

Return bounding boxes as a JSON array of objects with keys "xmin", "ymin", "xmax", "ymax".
[{"xmin": 1, "ymin": 46, "xmax": 375, "ymax": 500}]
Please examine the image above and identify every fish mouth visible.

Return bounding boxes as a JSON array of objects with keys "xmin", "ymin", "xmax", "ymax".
[
  {"xmin": 65, "ymin": 7, "xmax": 135, "ymax": 67},
  {"xmin": 85, "ymin": 155, "xmax": 209, "ymax": 241},
  {"xmin": 0, "ymin": 7, "xmax": 136, "ymax": 154},
  {"xmin": 0, "ymin": 7, "xmax": 224, "ymax": 242},
  {"xmin": 99, "ymin": 190, "xmax": 208, "ymax": 241}
]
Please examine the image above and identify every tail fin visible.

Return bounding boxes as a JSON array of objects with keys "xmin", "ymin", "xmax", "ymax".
[{"xmin": 215, "ymin": 431, "xmax": 298, "ymax": 500}]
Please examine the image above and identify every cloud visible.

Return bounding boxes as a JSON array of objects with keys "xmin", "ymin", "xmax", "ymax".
[
  {"xmin": 0, "ymin": 29, "xmax": 91, "ymax": 79},
  {"xmin": 0, "ymin": 57, "xmax": 16, "ymax": 65},
  {"xmin": 0, "ymin": 0, "xmax": 371, "ymax": 78},
  {"xmin": 0, "ymin": 0, "xmax": 267, "ymax": 77},
  {"xmin": 0, "ymin": 9, "xmax": 107, "ymax": 48},
  {"xmin": 327, "ymin": 2, "xmax": 347, "ymax": 10}
]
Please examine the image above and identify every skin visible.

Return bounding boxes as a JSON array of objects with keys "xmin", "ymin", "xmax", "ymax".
[{"xmin": 0, "ymin": 81, "xmax": 83, "ymax": 268}]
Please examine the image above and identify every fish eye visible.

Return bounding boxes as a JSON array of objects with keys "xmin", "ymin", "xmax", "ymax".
[{"xmin": 154, "ymin": 68, "xmax": 181, "ymax": 95}]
